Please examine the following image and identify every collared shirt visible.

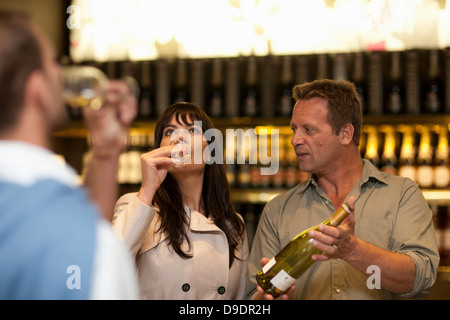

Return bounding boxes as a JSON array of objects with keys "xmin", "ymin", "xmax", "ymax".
[{"xmin": 247, "ymin": 159, "xmax": 439, "ymax": 300}]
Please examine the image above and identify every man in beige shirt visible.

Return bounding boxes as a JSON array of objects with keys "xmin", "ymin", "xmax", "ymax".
[{"xmin": 247, "ymin": 79, "xmax": 439, "ymax": 300}]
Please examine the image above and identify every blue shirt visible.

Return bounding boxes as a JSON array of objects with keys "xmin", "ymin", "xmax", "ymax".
[{"xmin": 0, "ymin": 141, "xmax": 140, "ymax": 300}]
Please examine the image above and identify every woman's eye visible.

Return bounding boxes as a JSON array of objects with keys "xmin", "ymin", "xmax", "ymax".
[
  {"xmin": 164, "ymin": 129, "xmax": 174, "ymax": 136},
  {"xmin": 189, "ymin": 127, "xmax": 202, "ymax": 134}
]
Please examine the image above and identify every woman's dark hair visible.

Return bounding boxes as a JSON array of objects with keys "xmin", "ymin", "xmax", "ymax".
[{"xmin": 153, "ymin": 102, "xmax": 245, "ymax": 267}]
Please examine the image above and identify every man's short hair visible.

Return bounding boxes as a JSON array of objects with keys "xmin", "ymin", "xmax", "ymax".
[{"xmin": 0, "ymin": 11, "xmax": 43, "ymax": 133}]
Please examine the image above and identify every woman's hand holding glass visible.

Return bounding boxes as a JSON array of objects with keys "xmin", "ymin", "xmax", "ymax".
[{"xmin": 137, "ymin": 142, "xmax": 191, "ymax": 206}]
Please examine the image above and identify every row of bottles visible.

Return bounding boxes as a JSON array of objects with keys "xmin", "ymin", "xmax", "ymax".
[
  {"xmin": 67, "ymin": 48, "xmax": 450, "ymax": 120},
  {"xmin": 111, "ymin": 131, "xmax": 311, "ymax": 188},
  {"xmin": 362, "ymin": 124, "xmax": 450, "ymax": 189},
  {"xmin": 433, "ymin": 205, "xmax": 450, "ymax": 265},
  {"xmin": 107, "ymin": 123, "xmax": 450, "ymax": 190}
]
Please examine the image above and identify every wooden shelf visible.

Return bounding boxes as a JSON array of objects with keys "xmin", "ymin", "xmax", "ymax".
[
  {"xmin": 230, "ymin": 188, "xmax": 450, "ymax": 204},
  {"xmin": 53, "ymin": 113, "xmax": 450, "ymax": 138}
]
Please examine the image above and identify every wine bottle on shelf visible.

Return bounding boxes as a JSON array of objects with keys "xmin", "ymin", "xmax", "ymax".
[
  {"xmin": 367, "ymin": 52, "xmax": 383, "ymax": 115},
  {"xmin": 416, "ymin": 126, "xmax": 434, "ymax": 189},
  {"xmin": 315, "ymin": 54, "xmax": 329, "ymax": 80},
  {"xmin": 284, "ymin": 137, "xmax": 299, "ymax": 188},
  {"xmin": 278, "ymin": 56, "xmax": 295, "ymax": 117},
  {"xmin": 237, "ymin": 128, "xmax": 250, "ymax": 188},
  {"xmin": 120, "ymin": 60, "xmax": 133, "ymax": 78},
  {"xmin": 332, "ymin": 53, "xmax": 348, "ymax": 81},
  {"xmin": 259, "ymin": 136, "xmax": 271, "ymax": 189},
  {"xmin": 225, "ymin": 131, "xmax": 237, "ymax": 188},
  {"xmin": 249, "ymin": 136, "xmax": 261, "ymax": 189},
  {"xmin": 172, "ymin": 59, "xmax": 189, "ymax": 104},
  {"xmin": 295, "ymin": 55, "xmax": 311, "ymax": 85},
  {"xmin": 445, "ymin": 48, "xmax": 450, "ymax": 113},
  {"xmin": 398, "ymin": 126, "xmax": 417, "ymax": 182},
  {"xmin": 225, "ymin": 58, "xmax": 240, "ymax": 118},
  {"xmin": 105, "ymin": 60, "xmax": 118, "ymax": 79},
  {"xmin": 437, "ymin": 206, "xmax": 450, "ymax": 265},
  {"xmin": 351, "ymin": 52, "xmax": 367, "ymax": 114},
  {"xmin": 190, "ymin": 59, "xmax": 205, "ymax": 110},
  {"xmin": 433, "ymin": 125, "xmax": 450, "ymax": 189},
  {"xmin": 363, "ymin": 126, "xmax": 380, "ymax": 167},
  {"xmin": 139, "ymin": 61, "xmax": 153, "ymax": 119},
  {"xmin": 423, "ymin": 49, "xmax": 444, "ymax": 114},
  {"xmin": 385, "ymin": 51, "xmax": 404, "ymax": 114},
  {"xmin": 207, "ymin": 59, "xmax": 224, "ymax": 118},
  {"xmin": 155, "ymin": 60, "xmax": 170, "ymax": 116},
  {"xmin": 256, "ymin": 201, "xmax": 354, "ymax": 298},
  {"xmin": 380, "ymin": 126, "xmax": 398, "ymax": 175},
  {"xmin": 271, "ymin": 135, "xmax": 285, "ymax": 188},
  {"xmin": 241, "ymin": 56, "xmax": 259, "ymax": 117},
  {"xmin": 259, "ymin": 55, "xmax": 275, "ymax": 118},
  {"xmin": 405, "ymin": 50, "xmax": 421, "ymax": 114}
]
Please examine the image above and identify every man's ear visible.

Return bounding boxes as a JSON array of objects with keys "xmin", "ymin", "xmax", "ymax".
[
  {"xmin": 24, "ymin": 70, "xmax": 49, "ymax": 112},
  {"xmin": 340, "ymin": 123, "xmax": 354, "ymax": 146}
]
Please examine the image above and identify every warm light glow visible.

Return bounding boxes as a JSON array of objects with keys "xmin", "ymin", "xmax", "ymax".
[
  {"xmin": 365, "ymin": 127, "xmax": 379, "ymax": 160},
  {"xmin": 381, "ymin": 126, "xmax": 396, "ymax": 159},
  {"xmin": 69, "ymin": 0, "xmax": 450, "ymax": 62},
  {"xmin": 418, "ymin": 126, "xmax": 432, "ymax": 160},
  {"xmin": 399, "ymin": 126, "xmax": 415, "ymax": 159},
  {"xmin": 436, "ymin": 125, "xmax": 449, "ymax": 158}
]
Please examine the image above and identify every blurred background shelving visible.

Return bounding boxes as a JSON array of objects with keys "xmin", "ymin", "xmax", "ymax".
[{"xmin": 2, "ymin": 0, "xmax": 450, "ymax": 299}]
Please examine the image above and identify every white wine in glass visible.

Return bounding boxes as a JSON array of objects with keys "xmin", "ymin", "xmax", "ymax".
[{"xmin": 62, "ymin": 65, "xmax": 139, "ymax": 110}]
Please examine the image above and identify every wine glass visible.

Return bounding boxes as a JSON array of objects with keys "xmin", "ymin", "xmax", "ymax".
[
  {"xmin": 171, "ymin": 139, "xmax": 192, "ymax": 167},
  {"xmin": 62, "ymin": 65, "xmax": 140, "ymax": 110}
]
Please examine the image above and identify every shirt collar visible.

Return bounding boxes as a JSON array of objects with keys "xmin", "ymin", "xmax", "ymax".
[
  {"xmin": 184, "ymin": 203, "xmax": 223, "ymax": 233},
  {"xmin": 0, "ymin": 140, "xmax": 80, "ymax": 188},
  {"xmin": 297, "ymin": 158, "xmax": 388, "ymax": 194}
]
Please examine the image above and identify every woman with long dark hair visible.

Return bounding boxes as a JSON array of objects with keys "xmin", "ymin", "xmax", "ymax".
[{"xmin": 112, "ymin": 102, "xmax": 248, "ymax": 299}]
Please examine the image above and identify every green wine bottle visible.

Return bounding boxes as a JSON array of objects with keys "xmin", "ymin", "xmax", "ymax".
[{"xmin": 256, "ymin": 202, "xmax": 354, "ymax": 298}]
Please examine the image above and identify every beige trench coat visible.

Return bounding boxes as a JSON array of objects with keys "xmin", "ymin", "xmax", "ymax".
[{"xmin": 112, "ymin": 192, "xmax": 249, "ymax": 300}]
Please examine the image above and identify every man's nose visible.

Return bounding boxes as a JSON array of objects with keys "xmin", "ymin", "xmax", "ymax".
[{"xmin": 291, "ymin": 132, "xmax": 305, "ymax": 147}]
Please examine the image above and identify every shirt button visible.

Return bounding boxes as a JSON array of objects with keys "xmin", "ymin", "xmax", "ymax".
[
  {"xmin": 182, "ymin": 283, "xmax": 190, "ymax": 292},
  {"xmin": 217, "ymin": 286, "xmax": 226, "ymax": 295},
  {"xmin": 335, "ymin": 288, "xmax": 341, "ymax": 294}
]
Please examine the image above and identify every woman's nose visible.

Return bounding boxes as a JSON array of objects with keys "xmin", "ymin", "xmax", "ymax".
[{"xmin": 172, "ymin": 129, "xmax": 190, "ymax": 145}]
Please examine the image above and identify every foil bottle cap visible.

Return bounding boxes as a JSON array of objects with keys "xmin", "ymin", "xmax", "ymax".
[{"xmin": 329, "ymin": 202, "xmax": 354, "ymax": 227}]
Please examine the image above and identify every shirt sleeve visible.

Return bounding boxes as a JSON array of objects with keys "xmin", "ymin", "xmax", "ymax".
[
  {"xmin": 391, "ymin": 179, "xmax": 440, "ymax": 298},
  {"xmin": 245, "ymin": 200, "xmax": 281, "ymax": 299},
  {"xmin": 89, "ymin": 219, "xmax": 141, "ymax": 299},
  {"xmin": 111, "ymin": 192, "xmax": 158, "ymax": 258}
]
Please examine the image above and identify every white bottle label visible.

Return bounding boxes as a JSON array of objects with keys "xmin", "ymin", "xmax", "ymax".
[
  {"xmin": 417, "ymin": 166, "xmax": 433, "ymax": 188},
  {"xmin": 262, "ymin": 257, "xmax": 276, "ymax": 274},
  {"xmin": 398, "ymin": 165, "xmax": 416, "ymax": 181},
  {"xmin": 434, "ymin": 166, "xmax": 450, "ymax": 188},
  {"xmin": 270, "ymin": 269, "xmax": 296, "ymax": 292}
]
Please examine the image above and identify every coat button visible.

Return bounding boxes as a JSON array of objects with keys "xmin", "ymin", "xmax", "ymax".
[
  {"xmin": 182, "ymin": 283, "xmax": 190, "ymax": 292},
  {"xmin": 217, "ymin": 286, "xmax": 226, "ymax": 295}
]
